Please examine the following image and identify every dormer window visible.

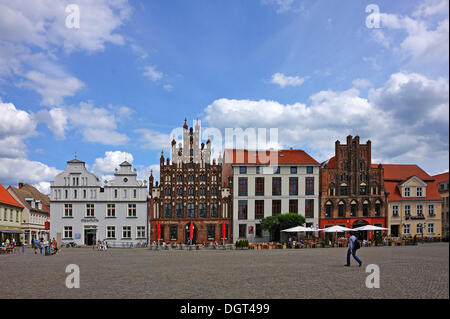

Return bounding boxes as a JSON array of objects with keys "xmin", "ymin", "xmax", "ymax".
[
  {"xmin": 404, "ymin": 187, "xmax": 411, "ymax": 197},
  {"xmin": 416, "ymin": 187, "xmax": 423, "ymax": 197}
]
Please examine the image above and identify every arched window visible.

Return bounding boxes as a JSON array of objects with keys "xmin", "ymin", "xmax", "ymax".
[
  {"xmin": 363, "ymin": 200, "xmax": 369, "ymax": 217},
  {"xmin": 325, "ymin": 201, "xmax": 333, "ymax": 218},
  {"xmin": 350, "ymin": 200, "xmax": 357, "ymax": 217},
  {"xmin": 338, "ymin": 201, "xmax": 345, "ymax": 217}
]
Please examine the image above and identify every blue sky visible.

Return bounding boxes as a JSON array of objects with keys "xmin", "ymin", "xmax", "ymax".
[{"xmin": 0, "ymin": 0, "xmax": 448, "ymax": 193}]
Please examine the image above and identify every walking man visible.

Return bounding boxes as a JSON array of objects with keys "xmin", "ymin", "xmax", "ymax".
[{"xmin": 345, "ymin": 234, "xmax": 362, "ymax": 267}]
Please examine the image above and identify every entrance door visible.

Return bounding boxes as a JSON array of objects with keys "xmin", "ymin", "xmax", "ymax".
[
  {"xmin": 391, "ymin": 225, "xmax": 399, "ymax": 237},
  {"xmin": 185, "ymin": 223, "xmax": 197, "ymax": 244},
  {"xmin": 84, "ymin": 228, "xmax": 97, "ymax": 246}
]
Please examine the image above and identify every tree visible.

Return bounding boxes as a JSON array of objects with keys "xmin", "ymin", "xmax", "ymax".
[{"xmin": 260, "ymin": 213, "xmax": 306, "ymax": 241}]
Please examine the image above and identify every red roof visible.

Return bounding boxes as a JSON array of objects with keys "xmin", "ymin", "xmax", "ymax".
[
  {"xmin": 382, "ymin": 164, "xmax": 432, "ymax": 181},
  {"xmin": 0, "ymin": 184, "xmax": 23, "ymax": 209},
  {"xmin": 381, "ymin": 165, "xmax": 442, "ymax": 201},
  {"xmin": 433, "ymin": 172, "xmax": 449, "ymax": 183},
  {"xmin": 224, "ymin": 149, "xmax": 319, "ymax": 165}
]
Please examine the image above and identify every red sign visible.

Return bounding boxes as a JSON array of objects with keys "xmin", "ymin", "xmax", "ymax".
[
  {"xmin": 248, "ymin": 226, "xmax": 254, "ymax": 234},
  {"xmin": 157, "ymin": 222, "xmax": 161, "ymax": 240},
  {"xmin": 45, "ymin": 221, "xmax": 50, "ymax": 230},
  {"xmin": 222, "ymin": 223, "xmax": 226, "ymax": 239}
]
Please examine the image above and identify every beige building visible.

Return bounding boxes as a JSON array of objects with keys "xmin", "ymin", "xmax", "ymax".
[
  {"xmin": 0, "ymin": 184, "xmax": 24, "ymax": 244},
  {"xmin": 384, "ymin": 165, "xmax": 442, "ymax": 239},
  {"xmin": 7, "ymin": 183, "xmax": 50, "ymax": 245},
  {"xmin": 433, "ymin": 172, "xmax": 449, "ymax": 240}
]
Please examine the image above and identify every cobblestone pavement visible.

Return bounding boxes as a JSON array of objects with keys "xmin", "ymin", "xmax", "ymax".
[{"xmin": 0, "ymin": 243, "xmax": 448, "ymax": 299}]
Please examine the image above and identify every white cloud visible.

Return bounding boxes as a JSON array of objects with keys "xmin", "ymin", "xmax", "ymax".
[
  {"xmin": 163, "ymin": 84, "xmax": 173, "ymax": 92},
  {"xmin": 35, "ymin": 107, "xmax": 69, "ymax": 139},
  {"xmin": 0, "ymin": 158, "xmax": 60, "ymax": 186},
  {"xmin": 34, "ymin": 181, "xmax": 51, "ymax": 195},
  {"xmin": 143, "ymin": 66, "xmax": 163, "ymax": 81},
  {"xmin": 261, "ymin": 0, "xmax": 305, "ymax": 14},
  {"xmin": 203, "ymin": 71, "xmax": 449, "ymax": 174},
  {"xmin": 91, "ymin": 151, "xmax": 134, "ymax": 179},
  {"xmin": 271, "ymin": 72, "xmax": 307, "ymax": 88},
  {"xmin": 352, "ymin": 78, "xmax": 372, "ymax": 89},
  {"xmin": 413, "ymin": 0, "xmax": 449, "ymax": 17}
]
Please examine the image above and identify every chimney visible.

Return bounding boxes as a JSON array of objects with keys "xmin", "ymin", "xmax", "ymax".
[{"xmin": 19, "ymin": 182, "xmax": 24, "ymax": 189}]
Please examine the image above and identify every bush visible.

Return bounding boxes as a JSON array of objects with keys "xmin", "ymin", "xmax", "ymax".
[{"xmin": 235, "ymin": 239, "xmax": 249, "ymax": 248}]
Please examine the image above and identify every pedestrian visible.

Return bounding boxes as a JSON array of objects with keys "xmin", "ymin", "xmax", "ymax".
[
  {"xmin": 39, "ymin": 239, "xmax": 44, "ymax": 255},
  {"xmin": 345, "ymin": 234, "xmax": 362, "ymax": 267},
  {"xmin": 34, "ymin": 239, "xmax": 38, "ymax": 254}
]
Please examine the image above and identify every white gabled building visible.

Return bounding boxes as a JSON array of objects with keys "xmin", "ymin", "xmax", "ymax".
[
  {"xmin": 223, "ymin": 149, "xmax": 320, "ymax": 243},
  {"xmin": 50, "ymin": 158, "xmax": 148, "ymax": 247}
]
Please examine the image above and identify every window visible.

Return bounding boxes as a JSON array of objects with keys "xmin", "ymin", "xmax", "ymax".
[
  {"xmin": 211, "ymin": 203, "xmax": 218, "ymax": 218},
  {"xmin": 177, "ymin": 175, "xmax": 183, "ymax": 182},
  {"xmin": 403, "ymin": 224, "xmax": 410, "ymax": 235},
  {"xmin": 199, "ymin": 204, "xmax": 206, "ymax": 218},
  {"xmin": 73, "ymin": 190, "xmax": 77, "ymax": 199},
  {"xmin": 107, "ymin": 226, "xmax": 116, "ymax": 239},
  {"xmin": 123, "ymin": 189, "xmax": 127, "ymax": 199},
  {"xmin": 256, "ymin": 166, "xmax": 263, "ymax": 174},
  {"xmin": 416, "ymin": 187, "xmax": 423, "ymax": 197},
  {"xmin": 136, "ymin": 226, "xmax": 146, "ymax": 239},
  {"xmin": 176, "ymin": 204, "xmax": 183, "ymax": 218},
  {"xmin": 289, "ymin": 199, "xmax": 298, "ymax": 214},
  {"xmin": 305, "ymin": 177, "xmax": 314, "ymax": 195},
  {"xmin": 165, "ymin": 204, "xmax": 172, "ymax": 218},
  {"xmin": 255, "ymin": 200, "xmax": 264, "ymax": 219},
  {"xmin": 428, "ymin": 204, "xmax": 435, "ymax": 216},
  {"xmin": 338, "ymin": 203, "xmax": 345, "ymax": 217},
  {"xmin": 305, "ymin": 199, "xmax": 314, "ymax": 218},
  {"xmin": 238, "ymin": 224, "xmax": 247, "ymax": 238},
  {"xmin": 375, "ymin": 203, "xmax": 381, "ymax": 216},
  {"xmin": 272, "ymin": 200, "xmax": 281, "ymax": 216},
  {"xmin": 417, "ymin": 224, "xmax": 423, "ymax": 235},
  {"xmin": 289, "ymin": 177, "xmax": 298, "ymax": 196},
  {"xmin": 427, "ymin": 223, "xmax": 435, "ymax": 234},
  {"xmin": 325, "ymin": 203, "xmax": 332, "ymax": 218},
  {"xmin": 65, "ymin": 190, "xmax": 68, "ymax": 199},
  {"xmin": 178, "ymin": 188, "xmax": 183, "ymax": 196},
  {"xmin": 329, "ymin": 187, "xmax": 334, "ymax": 196},
  {"xmin": 340, "ymin": 185, "xmax": 348, "ymax": 196},
  {"xmin": 170, "ymin": 226, "xmax": 178, "ymax": 240},
  {"xmin": 64, "ymin": 204, "xmax": 73, "ymax": 217},
  {"xmin": 107, "ymin": 204, "xmax": 116, "ymax": 217},
  {"xmin": 238, "ymin": 177, "xmax": 248, "ymax": 196},
  {"xmin": 273, "ymin": 166, "xmax": 280, "ymax": 174},
  {"xmin": 128, "ymin": 204, "xmax": 137, "ymax": 217},
  {"xmin": 240, "ymin": 166, "xmax": 247, "ymax": 174},
  {"xmin": 238, "ymin": 201, "xmax": 247, "ymax": 220},
  {"xmin": 392, "ymin": 205, "xmax": 399, "ymax": 217},
  {"xmin": 211, "ymin": 187, "xmax": 217, "ymax": 196},
  {"xmin": 83, "ymin": 190, "xmax": 87, "ymax": 199},
  {"xmin": 207, "ymin": 225, "xmax": 216, "ymax": 240},
  {"xmin": 255, "ymin": 177, "xmax": 265, "ymax": 196},
  {"xmin": 188, "ymin": 188, "xmax": 194, "ymax": 196},
  {"xmin": 290, "ymin": 167, "xmax": 297, "ymax": 174},
  {"xmin": 114, "ymin": 189, "xmax": 118, "ymax": 198},
  {"xmin": 363, "ymin": 202, "xmax": 369, "ymax": 217},
  {"xmin": 404, "ymin": 187, "xmax": 411, "ymax": 197},
  {"xmin": 417, "ymin": 204, "xmax": 423, "ymax": 216},
  {"xmin": 360, "ymin": 185, "xmax": 367, "ymax": 195},
  {"xmin": 86, "ymin": 204, "xmax": 94, "ymax": 217},
  {"xmin": 405, "ymin": 205, "xmax": 411, "ymax": 216},
  {"xmin": 63, "ymin": 226, "xmax": 73, "ymax": 239},
  {"xmin": 188, "ymin": 175, "xmax": 194, "ymax": 182},
  {"xmin": 255, "ymin": 224, "xmax": 262, "ymax": 237},
  {"xmin": 190, "ymin": 149, "xmax": 194, "ymax": 156},
  {"xmin": 272, "ymin": 177, "xmax": 281, "ymax": 196},
  {"xmin": 165, "ymin": 188, "xmax": 171, "ymax": 196},
  {"xmin": 133, "ymin": 189, "xmax": 137, "ymax": 198},
  {"xmin": 188, "ymin": 203, "xmax": 195, "ymax": 218},
  {"xmin": 122, "ymin": 226, "xmax": 131, "ymax": 239},
  {"xmin": 200, "ymin": 188, "xmax": 206, "ymax": 196},
  {"xmin": 306, "ymin": 166, "xmax": 313, "ymax": 174}
]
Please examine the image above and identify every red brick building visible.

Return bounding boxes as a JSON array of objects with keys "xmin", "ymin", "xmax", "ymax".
[
  {"xmin": 319, "ymin": 135, "xmax": 387, "ymax": 239},
  {"xmin": 148, "ymin": 120, "xmax": 232, "ymax": 244}
]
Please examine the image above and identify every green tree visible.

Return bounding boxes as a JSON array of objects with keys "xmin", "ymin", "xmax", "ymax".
[{"xmin": 260, "ymin": 213, "xmax": 306, "ymax": 241}]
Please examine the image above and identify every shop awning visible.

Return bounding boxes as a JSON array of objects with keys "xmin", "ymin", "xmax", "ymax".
[{"xmin": 0, "ymin": 229, "xmax": 24, "ymax": 234}]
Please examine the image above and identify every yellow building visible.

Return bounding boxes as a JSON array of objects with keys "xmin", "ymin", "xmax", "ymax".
[
  {"xmin": 433, "ymin": 172, "xmax": 449, "ymax": 240},
  {"xmin": 0, "ymin": 184, "xmax": 24, "ymax": 244},
  {"xmin": 384, "ymin": 165, "xmax": 442, "ymax": 239}
]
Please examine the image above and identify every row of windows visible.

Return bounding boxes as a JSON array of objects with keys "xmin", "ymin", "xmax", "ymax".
[
  {"xmin": 164, "ymin": 187, "xmax": 218, "ymax": 196},
  {"xmin": 63, "ymin": 176, "xmax": 88, "ymax": 187},
  {"xmin": 54, "ymin": 189, "xmax": 139, "ymax": 200},
  {"xmin": 63, "ymin": 226, "xmax": 146, "ymax": 240},
  {"xmin": 239, "ymin": 166, "xmax": 314, "ymax": 175},
  {"xmin": 63, "ymin": 204, "xmax": 139, "ymax": 218},
  {"xmin": 403, "ymin": 223, "xmax": 435, "ymax": 234},
  {"xmin": 238, "ymin": 224, "xmax": 264, "ymax": 238},
  {"xmin": 162, "ymin": 203, "xmax": 219, "ymax": 219},
  {"xmin": 238, "ymin": 177, "xmax": 315, "ymax": 196},
  {"xmin": 392, "ymin": 204, "xmax": 435, "ymax": 217},
  {"xmin": 238, "ymin": 199, "xmax": 315, "ymax": 220},
  {"xmin": 0, "ymin": 207, "xmax": 20, "ymax": 223},
  {"xmin": 325, "ymin": 202, "xmax": 382, "ymax": 218},
  {"xmin": 157, "ymin": 224, "xmax": 229, "ymax": 241},
  {"xmin": 329, "ymin": 184, "xmax": 379, "ymax": 196}
]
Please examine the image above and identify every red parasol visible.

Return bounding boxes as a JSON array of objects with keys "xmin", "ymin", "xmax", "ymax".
[
  {"xmin": 189, "ymin": 222, "xmax": 193, "ymax": 240},
  {"xmin": 157, "ymin": 222, "xmax": 161, "ymax": 240},
  {"xmin": 222, "ymin": 222, "xmax": 226, "ymax": 239}
]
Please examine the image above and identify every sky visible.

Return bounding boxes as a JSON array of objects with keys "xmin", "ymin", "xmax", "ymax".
[{"xmin": 0, "ymin": 0, "xmax": 448, "ymax": 194}]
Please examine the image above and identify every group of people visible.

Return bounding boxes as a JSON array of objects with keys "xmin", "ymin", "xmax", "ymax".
[
  {"xmin": 287, "ymin": 237, "xmax": 305, "ymax": 248},
  {"xmin": 96, "ymin": 240, "xmax": 108, "ymax": 251},
  {"xmin": 32, "ymin": 238, "xmax": 59, "ymax": 255},
  {"xmin": 1, "ymin": 238, "xmax": 24, "ymax": 253}
]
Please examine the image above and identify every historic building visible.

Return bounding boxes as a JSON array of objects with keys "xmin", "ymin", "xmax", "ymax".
[
  {"xmin": 384, "ymin": 165, "xmax": 443, "ymax": 239},
  {"xmin": 223, "ymin": 149, "xmax": 320, "ymax": 243},
  {"xmin": 50, "ymin": 158, "xmax": 148, "ymax": 247},
  {"xmin": 7, "ymin": 183, "xmax": 50, "ymax": 245},
  {"xmin": 433, "ymin": 172, "xmax": 449, "ymax": 240},
  {"xmin": 149, "ymin": 120, "xmax": 232, "ymax": 244},
  {"xmin": 319, "ymin": 136, "xmax": 387, "ymax": 239},
  {"xmin": 0, "ymin": 184, "xmax": 24, "ymax": 244}
]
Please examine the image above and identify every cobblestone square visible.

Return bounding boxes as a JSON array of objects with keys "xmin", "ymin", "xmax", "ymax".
[{"xmin": 0, "ymin": 243, "xmax": 448, "ymax": 299}]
